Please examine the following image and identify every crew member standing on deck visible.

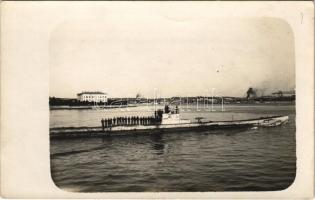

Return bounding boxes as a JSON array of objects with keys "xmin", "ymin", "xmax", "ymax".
[
  {"xmin": 109, "ymin": 118, "xmax": 112, "ymax": 127},
  {"xmin": 165, "ymin": 105, "xmax": 170, "ymax": 113},
  {"xmin": 101, "ymin": 119, "xmax": 105, "ymax": 131}
]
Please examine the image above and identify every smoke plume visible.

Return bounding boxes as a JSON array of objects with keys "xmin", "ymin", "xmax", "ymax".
[{"xmin": 246, "ymin": 87, "xmax": 257, "ymax": 99}]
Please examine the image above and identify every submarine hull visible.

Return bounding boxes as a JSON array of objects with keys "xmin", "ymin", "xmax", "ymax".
[{"xmin": 50, "ymin": 115, "xmax": 289, "ymax": 139}]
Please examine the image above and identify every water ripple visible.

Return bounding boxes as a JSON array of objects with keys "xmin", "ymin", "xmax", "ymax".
[{"xmin": 50, "ymin": 105, "xmax": 296, "ymax": 192}]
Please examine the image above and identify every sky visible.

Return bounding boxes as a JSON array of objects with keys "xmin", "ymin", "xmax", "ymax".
[{"xmin": 49, "ymin": 14, "xmax": 295, "ymax": 98}]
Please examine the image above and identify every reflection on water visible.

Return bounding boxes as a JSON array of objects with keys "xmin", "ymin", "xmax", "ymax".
[
  {"xmin": 50, "ymin": 104, "xmax": 296, "ymax": 192},
  {"xmin": 149, "ymin": 134, "xmax": 165, "ymax": 155}
]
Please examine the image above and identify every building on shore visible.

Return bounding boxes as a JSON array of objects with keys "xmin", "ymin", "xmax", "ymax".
[{"xmin": 77, "ymin": 91, "xmax": 108, "ymax": 103}]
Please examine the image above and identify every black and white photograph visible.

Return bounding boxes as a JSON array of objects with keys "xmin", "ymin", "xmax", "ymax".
[{"xmin": 49, "ymin": 12, "xmax": 296, "ymax": 192}]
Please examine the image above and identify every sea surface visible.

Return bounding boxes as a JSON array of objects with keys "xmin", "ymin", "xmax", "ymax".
[{"xmin": 50, "ymin": 104, "xmax": 296, "ymax": 192}]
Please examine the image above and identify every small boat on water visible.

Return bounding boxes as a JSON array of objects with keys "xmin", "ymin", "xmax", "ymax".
[{"xmin": 50, "ymin": 105, "xmax": 289, "ymax": 139}]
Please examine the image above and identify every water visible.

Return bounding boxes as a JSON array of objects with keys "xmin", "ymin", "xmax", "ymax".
[{"xmin": 50, "ymin": 104, "xmax": 296, "ymax": 192}]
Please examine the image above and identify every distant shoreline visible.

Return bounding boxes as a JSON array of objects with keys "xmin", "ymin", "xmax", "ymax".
[
  {"xmin": 50, "ymin": 101, "xmax": 295, "ymax": 110},
  {"xmin": 50, "ymin": 105, "xmax": 136, "ymax": 110}
]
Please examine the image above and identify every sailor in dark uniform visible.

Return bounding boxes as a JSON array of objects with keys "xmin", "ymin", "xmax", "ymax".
[
  {"xmin": 165, "ymin": 105, "xmax": 170, "ymax": 113},
  {"xmin": 175, "ymin": 106, "xmax": 179, "ymax": 114},
  {"xmin": 101, "ymin": 119, "xmax": 105, "ymax": 131}
]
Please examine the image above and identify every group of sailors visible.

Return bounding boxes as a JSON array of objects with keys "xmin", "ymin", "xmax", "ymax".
[
  {"xmin": 101, "ymin": 105, "xmax": 180, "ymax": 130},
  {"xmin": 101, "ymin": 116, "xmax": 157, "ymax": 129}
]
